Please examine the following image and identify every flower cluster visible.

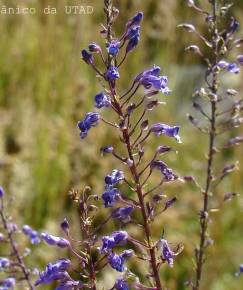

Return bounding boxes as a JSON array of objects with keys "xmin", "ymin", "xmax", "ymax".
[{"xmin": 75, "ymin": 2, "xmax": 182, "ymax": 288}]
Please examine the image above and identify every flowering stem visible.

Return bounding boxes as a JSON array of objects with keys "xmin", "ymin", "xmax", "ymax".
[
  {"xmin": 0, "ymin": 199, "xmax": 35, "ymax": 290},
  {"xmin": 193, "ymin": 1, "xmax": 218, "ymax": 289},
  {"xmin": 112, "ymin": 99, "xmax": 163, "ymax": 289},
  {"xmin": 103, "ymin": 1, "xmax": 162, "ymax": 287}
]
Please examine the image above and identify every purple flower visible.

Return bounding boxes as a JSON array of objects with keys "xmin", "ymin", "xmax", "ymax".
[
  {"xmin": 114, "ymin": 278, "xmax": 129, "ymax": 290},
  {"xmin": 229, "ymin": 18, "xmax": 239, "ymax": 34},
  {"xmin": 94, "ymin": 92, "xmax": 111, "ymax": 109},
  {"xmin": 135, "ymin": 65, "xmax": 161, "ymax": 82},
  {"xmin": 0, "ymin": 186, "xmax": 4, "ymax": 198},
  {"xmin": 105, "ymin": 66, "xmax": 120, "ymax": 81},
  {"xmin": 227, "ymin": 63, "xmax": 240, "ymax": 74},
  {"xmin": 100, "ymin": 231, "xmax": 128, "ymax": 254},
  {"xmin": 81, "ymin": 49, "xmax": 94, "ymax": 65},
  {"xmin": 41, "ymin": 233, "xmax": 70, "ymax": 248},
  {"xmin": 77, "ymin": 112, "xmax": 100, "ymax": 139},
  {"xmin": 237, "ymin": 55, "xmax": 243, "ymax": 65},
  {"xmin": 60, "ymin": 218, "xmax": 69, "ymax": 235},
  {"xmin": 217, "ymin": 61, "xmax": 240, "ymax": 74},
  {"xmin": 111, "ymin": 206, "xmax": 134, "ymax": 221},
  {"xmin": 157, "ymin": 239, "xmax": 176, "ymax": 267},
  {"xmin": 105, "ymin": 170, "xmax": 124, "ymax": 187},
  {"xmin": 35, "ymin": 259, "xmax": 71, "ymax": 286},
  {"xmin": 0, "ymin": 278, "xmax": 15, "ymax": 288},
  {"xmin": 150, "ymin": 123, "xmax": 181, "ymax": 142},
  {"xmin": 126, "ymin": 33, "xmax": 140, "ymax": 53},
  {"xmin": 124, "ymin": 26, "xmax": 140, "ymax": 41},
  {"xmin": 22, "ymin": 225, "xmax": 40, "ymax": 245},
  {"xmin": 108, "ymin": 250, "xmax": 133, "ymax": 272},
  {"xmin": 235, "ymin": 264, "xmax": 243, "ymax": 277},
  {"xmin": 102, "ymin": 188, "xmax": 120, "ymax": 207},
  {"xmin": 108, "ymin": 41, "xmax": 120, "ymax": 56},
  {"xmin": 0, "ymin": 257, "xmax": 10, "ymax": 268},
  {"xmin": 151, "ymin": 161, "xmax": 178, "ymax": 181},
  {"xmin": 100, "ymin": 145, "xmax": 114, "ymax": 154},
  {"xmin": 126, "ymin": 12, "xmax": 143, "ymax": 28},
  {"xmin": 135, "ymin": 65, "xmax": 170, "ymax": 94},
  {"xmin": 88, "ymin": 42, "xmax": 102, "ymax": 53},
  {"xmin": 140, "ymin": 75, "xmax": 170, "ymax": 94}
]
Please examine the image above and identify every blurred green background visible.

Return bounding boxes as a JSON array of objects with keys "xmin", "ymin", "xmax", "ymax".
[{"xmin": 0, "ymin": 0, "xmax": 243, "ymax": 289}]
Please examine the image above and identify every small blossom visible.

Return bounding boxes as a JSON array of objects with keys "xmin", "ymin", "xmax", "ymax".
[
  {"xmin": 94, "ymin": 92, "xmax": 111, "ymax": 109},
  {"xmin": 157, "ymin": 239, "xmax": 176, "ymax": 267},
  {"xmin": 229, "ymin": 18, "xmax": 239, "ymax": 34},
  {"xmin": 81, "ymin": 49, "xmax": 94, "ymax": 65},
  {"xmin": 0, "ymin": 257, "xmax": 10, "ymax": 269},
  {"xmin": 151, "ymin": 161, "xmax": 178, "ymax": 181},
  {"xmin": 22, "ymin": 225, "xmax": 40, "ymax": 245},
  {"xmin": 126, "ymin": 12, "xmax": 143, "ymax": 28},
  {"xmin": 135, "ymin": 65, "xmax": 170, "ymax": 94},
  {"xmin": 60, "ymin": 218, "xmax": 69, "ymax": 235},
  {"xmin": 77, "ymin": 112, "xmax": 100, "ymax": 139},
  {"xmin": 105, "ymin": 170, "xmax": 124, "ymax": 187},
  {"xmin": 102, "ymin": 188, "xmax": 120, "ymax": 207},
  {"xmin": 111, "ymin": 206, "xmax": 134, "ymax": 221},
  {"xmin": 100, "ymin": 231, "xmax": 128, "ymax": 254},
  {"xmin": 108, "ymin": 41, "xmax": 120, "ymax": 56},
  {"xmin": 0, "ymin": 186, "xmax": 4, "ymax": 198},
  {"xmin": 88, "ymin": 42, "xmax": 102, "ymax": 53},
  {"xmin": 100, "ymin": 145, "xmax": 114, "ymax": 154},
  {"xmin": 114, "ymin": 278, "xmax": 129, "ymax": 290},
  {"xmin": 105, "ymin": 66, "xmax": 120, "ymax": 81},
  {"xmin": 0, "ymin": 278, "xmax": 15, "ymax": 289},
  {"xmin": 41, "ymin": 233, "xmax": 70, "ymax": 248},
  {"xmin": 150, "ymin": 123, "xmax": 181, "ymax": 142},
  {"xmin": 227, "ymin": 63, "xmax": 240, "ymax": 74},
  {"xmin": 35, "ymin": 259, "xmax": 71, "ymax": 286},
  {"xmin": 108, "ymin": 250, "xmax": 133, "ymax": 272},
  {"xmin": 217, "ymin": 61, "xmax": 240, "ymax": 74}
]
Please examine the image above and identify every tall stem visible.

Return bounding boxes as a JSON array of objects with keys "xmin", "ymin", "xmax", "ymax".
[
  {"xmin": 104, "ymin": 1, "xmax": 162, "ymax": 288},
  {"xmin": 194, "ymin": 1, "xmax": 218, "ymax": 289},
  {"xmin": 113, "ymin": 100, "xmax": 163, "ymax": 289}
]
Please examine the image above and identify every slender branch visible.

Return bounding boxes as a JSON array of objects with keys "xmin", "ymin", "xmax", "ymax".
[
  {"xmin": 0, "ymin": 200, "xmax": 35, "ymax": 290},
  {"xmin": 111, "ymin": 99, "xmax": 163, "ymax": 289},
  {"xmin": 193, "ymin": 1, "xmax": 219, "ymax": 289}
]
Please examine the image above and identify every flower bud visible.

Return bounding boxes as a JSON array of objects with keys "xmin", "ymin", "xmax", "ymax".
[
  {"xmin": 81, "ymin": 49, "xmax": 94, "ymax": 65},
  {"xmin": 88, "ymin": 42, "xmax": 102, "ymax": 53},
  {"xmin": 61, "ymin": 218, "xmax": 69, "ymax": 235},
  {"xmin": 178, "ymin": 23, "xmax": 196, "ymax": 32},
  {"xmin": 0, "ymin": 186, "xmax": 4, "ymax": 198}
]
